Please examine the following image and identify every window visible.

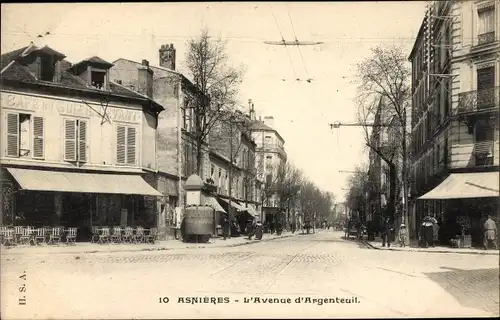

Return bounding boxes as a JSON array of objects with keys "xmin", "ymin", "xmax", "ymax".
[
  {"xmin": 40, "ymin": 56, "xmax": 55, "ymax": 82},
  {"xmin": 90, "ymin": 71, "xmax": 106, "ymax": 89},
  {"xmin": 5, "ymin": 113, "xmax": 45, "ymax": 159},
  {"xmin": 211, "ymin": 164, "xmax": 215, "ymax": 179},
  {"xmin": 64, "ymin": 119, "xmax": 87, "ymax": 162},
  {"xmin": 181, "ymin": 100, "xmax": 192, "ymax": 131},
  {"xmin": 477, "ymin": 66, "xmax": 495, "ymax": 109},
  {"xmin": 116, "ymin": 125, "xmax": 136, "ymax": 165},
  {"xmin": 478, "ymin": 5, "xmax": 495, "ymax": 45}
]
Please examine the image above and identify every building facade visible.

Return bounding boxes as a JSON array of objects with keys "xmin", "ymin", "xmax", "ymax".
[
  {"xmin": 208, "ymin": 110, "xmax": 260, "ymax": 228},
  {"xmin": 0, "ymin": 44, "xmax": 164, "ymax": 240},
  {"xmin": 409, "ymin": 0, "xmax": 499, "ymax": 246},
  {"xmin": 110, "ymin": 44, "xmax": 210, "ymax": 239},
  {"xmin": 250, "ymin": 110, "xmax": 288, "ymax": 224}
]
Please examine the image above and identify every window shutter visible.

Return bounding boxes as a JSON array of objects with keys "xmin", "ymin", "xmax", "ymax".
[
  {"xmin": 33, "ymin": 116, "xmax": 44, "ymax": 159},
  {"xmin": 78, "ymin": 120, "xmax": 87, "ymax": 162},
  {"xmin": 6, "ymin": 113, "xmax": 19, "ymax": 157},
  {"xmin": 117, "ymin": 126, "xmax": 126, "ymax": 164},
  {"xmin": 477, "ymin": 67, "xmax": 494, "ymax": 90},
  {"xmin": 64, "ymin": 119, "xmax": 77, "ymax": 161},
  {"xmin": 126, "ymin": 127, "xmax": 136, "ymax": 165}
]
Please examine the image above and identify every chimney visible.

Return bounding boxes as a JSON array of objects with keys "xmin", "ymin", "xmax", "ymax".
[
  {"xmin": 159, "ymin": 44, "xmax": 176, "ymax": 70},
  {"xmin": 263, "ymin": 116, "xmax": 274, "ymax": 128},
  {"xmin": 138, "ymin": 59, "xmax": 154, "ymax": 98}
]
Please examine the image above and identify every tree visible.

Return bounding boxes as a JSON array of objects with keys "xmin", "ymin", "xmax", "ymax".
[
  {"xmin": 185, "ymin": 28, "xmax": 245, "ymax": 175},
  {"xmin": 276, "ymin": 162, "xmax": 303, "ymax": 226},
  {"xmin": 355, "ymin": 45, "xmax": 411, "ymax": 223},
  {"xmin": 345, "ymin": 164, "xmax": 370, "ymax": 221}
]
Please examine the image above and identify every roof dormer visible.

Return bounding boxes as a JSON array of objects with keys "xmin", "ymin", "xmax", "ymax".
[
  {"xmin": 68, "ymin": 56, "xmax": 114, "ymax": 90},
  {"xmin": 18, "ymin": 44, "xmax": 66, "ymax": 83}
]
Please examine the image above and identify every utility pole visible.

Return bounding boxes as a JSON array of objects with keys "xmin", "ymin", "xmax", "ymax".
[{"xmin": 402, "ymin": 107, "xmax": 410, "ymax": 239}]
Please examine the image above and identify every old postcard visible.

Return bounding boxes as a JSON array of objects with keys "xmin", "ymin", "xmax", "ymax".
[{"xmin": 1, "ymin": 1, "xmax": 499, "ymax": 319}]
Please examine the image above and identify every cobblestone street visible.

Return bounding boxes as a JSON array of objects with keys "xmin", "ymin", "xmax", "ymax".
[{"xmin": 2, "ymin": 231, "xmax": 498, "ymax": 319}]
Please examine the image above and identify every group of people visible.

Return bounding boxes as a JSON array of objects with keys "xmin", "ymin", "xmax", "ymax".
[{"xmin": 379, "ymin": 215, "xmax": 498, "ymax": 250}]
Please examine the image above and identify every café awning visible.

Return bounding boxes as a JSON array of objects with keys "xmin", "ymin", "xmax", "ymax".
[
  {"xmin": 219, "ymin": 198, "xmax": 248, "ymax": 212},
  {"xmin": 205, "ymin": 195, "xmax": 226, "ymax": 213},
  {"xmin": 6, "ymin": 168, "xmax": 163, "ymax": 196},
  {"xmin": 418, "ymin": 172, "xmax": 499, "ymax": 200}
]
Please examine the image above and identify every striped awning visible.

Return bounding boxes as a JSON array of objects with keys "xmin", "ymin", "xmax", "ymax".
[{"xmin": 219, "ymin": 198, "xmax": 247, "ymax": 212}]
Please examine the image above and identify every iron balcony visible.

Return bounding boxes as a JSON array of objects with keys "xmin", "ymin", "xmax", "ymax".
[{"xmin": 456, "ymin": 86, "xmax": 499, "ymax": 116}]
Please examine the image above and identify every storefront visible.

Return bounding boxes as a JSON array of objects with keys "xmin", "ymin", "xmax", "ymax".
[
  {"xmin": 418, "ymin": 171, "xmax": 499, "ymax": 247},
  {"xmin": 1, "ymin": 167, "xmax": 163, "ymax": 241}
]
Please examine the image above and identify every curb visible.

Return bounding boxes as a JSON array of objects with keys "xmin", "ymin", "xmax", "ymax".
[
  {"xmin": 1, "ymin": 234, "xmax": 296, "ymax": 256},
  {"xmin": 361, "ymin": 239, "xmax": 500, "ymax": 256}
]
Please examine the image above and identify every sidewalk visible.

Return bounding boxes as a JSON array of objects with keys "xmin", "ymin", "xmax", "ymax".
[
  {"xmin": 362, "ymin": 237, "xmax": 499, "ymax": 256},
  {"xmin": 0, "ymin": 231, "xmax": 298, "ymax": 256}
]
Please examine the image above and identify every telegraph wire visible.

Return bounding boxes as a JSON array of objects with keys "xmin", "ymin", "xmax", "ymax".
[
  {"xmin": 270, "ymin": 10, "xmax": 298, "ymax": 80},
  {"xmin": 287, "ymin": 10, "xmax": 310, "ymax": 80}
]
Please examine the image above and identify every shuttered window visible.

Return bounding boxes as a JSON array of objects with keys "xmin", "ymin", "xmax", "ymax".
[
  {"xmin": 32, "ymin": 116, "xmax": 44, "ymax": 159},
  {"xmin": 116, "ymin": 126, "xmax": 136, "ymax": 165},
  {"xmin": 78, "ymin": 120, "xmax": 87, "ymax": 162},
  {"xmin": 477, "ymin": 67, "xmax": 495, "ymax": 90},
  {"xmin": 6, "ymin": 113, "xmax": 19, "ymax": 157},
  {"xmin": 64, "ymin": 119, "xmax": 87, "ymax": 162},
  {"xmin": 64, "ymin": 119, "xmax": 77, "ymax": 161},
  {"xmin": 126, "ymin": 127, "xmax": 136, "ymax": 165}
]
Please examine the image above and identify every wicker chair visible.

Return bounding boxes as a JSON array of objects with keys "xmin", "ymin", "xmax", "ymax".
[
  {"xmin": 91, "ymin": 226, "xmax": 100, "ymax": 243},
  {"xmin": 111, "ymin": 227, "xmax": 122, "ymax": 244},
  {"xmin": 123, "ymin": 227, "xmax": 134, "ymax": 243},
  {"xmin": 19, "ymin": 227, "xmax": 34, "ymax": 245},
  {"xmin": 2, "ymin": 228, "xmax": 15, "ymax": 246},
  {"xmin": 134, "ymin": 227, "xmax": 145, "ymax": 243},
  {"xmin": 35, "ymin": 228, "xmax": 47, "ymax": 245}
]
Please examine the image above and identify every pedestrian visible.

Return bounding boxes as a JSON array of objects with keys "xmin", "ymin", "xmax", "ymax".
[
  {"xmin": 432, "ymin": 221, "xmax": 439, "ymax": 247},
  {"xmin": 398, "ymin": 223, "xmax": 408, "ymax": 247},
  {"xmin": 483, "ymin": 215, "xmax": 498, "ymax": 250},
  {"xmin": 382, "ymin": 217, "xmax": 393, "ymax": 248},
  {"xmin": 220, "ymin": 214, "xmax": 229, "ymax": 240}
]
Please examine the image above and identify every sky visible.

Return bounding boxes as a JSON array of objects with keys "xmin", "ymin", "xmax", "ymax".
[{"xmin": 1, "ymin": 2, "xmax": 427, "ymax": 202}]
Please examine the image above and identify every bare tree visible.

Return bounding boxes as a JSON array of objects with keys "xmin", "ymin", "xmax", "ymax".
[
  {"xmin": 276, "ymin": 162, "xmax": 303, "ymax": 226},
  {"xmin": 345, "ymin": 164, "xmax": 370, "ymax": 221},
  {"xmin": 355, "ymin": 45, "xmax": 411, "ymax": 223},
  {"xmin": 185, "ymin": 28, "xmax": 245, "ymax": 175}
]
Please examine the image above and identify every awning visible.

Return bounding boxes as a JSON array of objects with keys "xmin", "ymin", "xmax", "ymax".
[
  {"xmin": 6, "ymin": 168, "xmax": 163, "ymax": 196},
  {"xmin": 239, "ymin": 203, "xmax": 259, "ymax": 218},
  {"xmin": 205, "ymin": 195, "xmax": 226, "ymax": 213},
  {"xmin": 418, "ymin": 172, "xmax": 500, "ymax": 200},
  {"xmin": 219, "ymin": 198, "xmax": 247, "ymax": 212}
]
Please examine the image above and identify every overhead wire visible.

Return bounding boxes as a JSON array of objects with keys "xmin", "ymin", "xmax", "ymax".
[
  {"xmin": 287, "ymin": 10, "xmax": 309, "ymax": 79},
  {"xmin": 270, "ymin": 10, "xmax": 298, "ymax": 80}
]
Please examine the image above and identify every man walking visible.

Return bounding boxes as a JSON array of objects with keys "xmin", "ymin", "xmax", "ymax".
[
  {"xmin": 483, "ymin": 215, "xmax": 498, "ymax": 250},
  {"xmin": 382, "ymin": 217, "xmax": 393, "ymax": 248}
]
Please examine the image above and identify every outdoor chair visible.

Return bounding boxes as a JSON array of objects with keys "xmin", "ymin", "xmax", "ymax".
[
  {"xmin": 134, "ymin": 227, "xmax": 145, "ymax": 243},
  {"xmin": 2, "ymin": 228, "xmax": 15, "ymax": 246},
  {"xmin": 145, "ymin": 228, "xmax": 158, "ymax": 244},
  {"xmin": 123, "ymin": 227, "xmax": 134, "ymax": 243},
  {"xmin": 48, "ymin": 227, "xmax": 62, "ymax": 245},
  {"xmin": 0, "ymin": 227, "xmax": 7, "ymax": 245},
  {"xmin": 98, "ymin": 227, "xmax": 110, "ymax": 244},
  {"xmin": 19, "ymin": 227, "xmax": 34, "ymax": 245},
  {"xmin": 66, "ymin": 228, "xmax": 77, "ymax": 244},
  {"xmin": 111, "ymin": 227, "xmax": 122, "ymax": 243},
  {"xmin": 14, "ymin": 226, "xmax": 24, "ymax": 243},
  {"xmin": 91, "ymin": 226, "xmax": 100, "ymax": 243},
  {"xmin": 35, "ymin": 228, "xmax": 46, "ymax": 245}
]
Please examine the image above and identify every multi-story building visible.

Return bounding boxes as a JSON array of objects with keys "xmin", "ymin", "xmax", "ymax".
[
  {"xmin": 110, "ymin": 44, "xmax": 210, "ymax": 239},
  {"xmin": 207, "ymin": 110, "xmax": 260, "ymax": 231},
  {"xmin": 0, "ymin": 43, "xmax": 164, "ymax": 239},
  {"xmin": 409, "ymin": 0, "xmax": 499, "ymax": 246},
  {"xmin": 249, "ymin": 106, "xmax": 287, "ymax": 224}
]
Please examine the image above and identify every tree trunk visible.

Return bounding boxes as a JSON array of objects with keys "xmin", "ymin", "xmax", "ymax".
[
  {"xmin": 387, "ymin": 163, "xmax": 397, "ymax": 221},
  {"xmin": 195, "ymin": 140, "xmax": 203, "ymax": 176}
]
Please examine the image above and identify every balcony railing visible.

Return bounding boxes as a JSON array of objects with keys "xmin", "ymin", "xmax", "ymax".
[
  {"xmin": 456, "ymin": 86, "xmax": 499, "ymax": 115},
  {"xmin": 257, "ymin": 143, "xmax": 287, "ymax": 157},
  {"xmin": 478, "ymin": 31, "xmax": 496, "ymax": 46}
]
